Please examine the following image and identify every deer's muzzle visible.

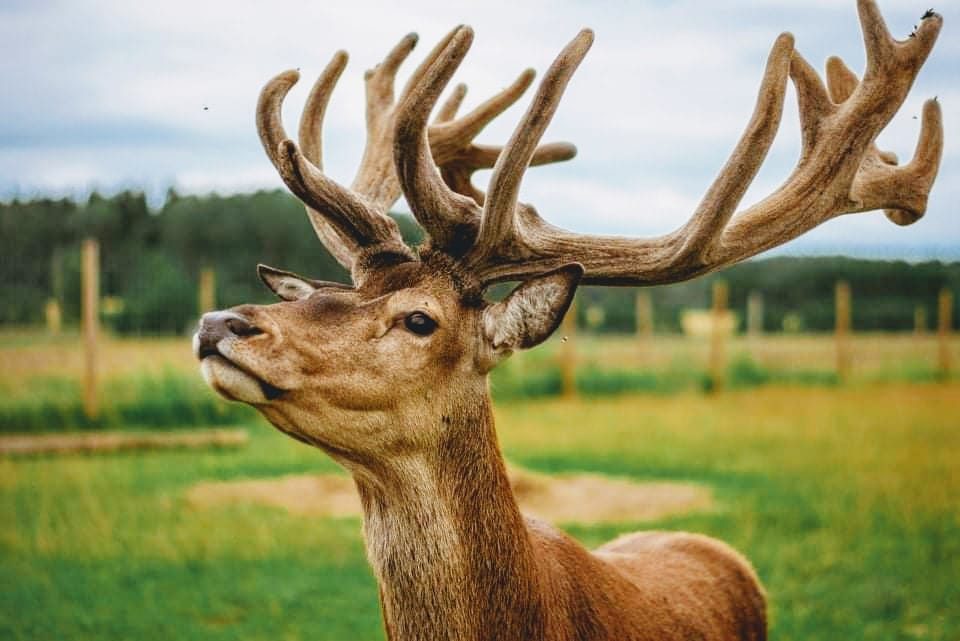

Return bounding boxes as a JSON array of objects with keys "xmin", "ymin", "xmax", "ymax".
[{"xmin": 195, "ymin": 311, "xmax": 263, "ymax": 360}]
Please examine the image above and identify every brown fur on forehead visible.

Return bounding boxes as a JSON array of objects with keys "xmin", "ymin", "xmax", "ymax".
[
  {"xmin": 358, "ymin": 250, "xmax": 483, "ymax": 306},
  {"xmin": 296, "ymin": 288, "xmax": 359, "ymax": 320},
  {"xmin": 356, "ymin": 261, "xmax": 425, "ymax": 295}
]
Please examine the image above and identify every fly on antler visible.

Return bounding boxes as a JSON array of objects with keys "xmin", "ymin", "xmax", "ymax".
[{"xmin": 195, "ymin": 3, "xmax": 943, "ymax": 639}]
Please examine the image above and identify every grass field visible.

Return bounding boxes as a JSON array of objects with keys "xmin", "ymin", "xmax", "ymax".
[
  {"xmin": 1, "ymin": 383, "xmax": 958, "ymax": 640},
  {"xmin": 1, "ymin": 329, "xmax": 958, "ymax": 637}
]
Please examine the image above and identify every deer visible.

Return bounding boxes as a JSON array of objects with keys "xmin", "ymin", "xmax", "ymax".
[{"xmin": 194, "ymin": 2, "xmax": 942, "ymax": 639}]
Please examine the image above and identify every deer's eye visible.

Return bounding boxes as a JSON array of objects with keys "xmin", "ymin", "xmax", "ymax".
[{"xmin": 404, "ymin": 312, "xmax": 437, "ymax": 336}]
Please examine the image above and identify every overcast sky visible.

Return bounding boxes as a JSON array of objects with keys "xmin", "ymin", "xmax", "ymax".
[{"xmin": 3, "ymin": 0, "xmax": 957, "ymax": 258}]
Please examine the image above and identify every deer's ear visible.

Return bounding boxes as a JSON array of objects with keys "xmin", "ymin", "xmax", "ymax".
[
  {"xmin": 481, "ymin": 263, "xmax": 583, "ymax": 365},
  {"xmin": 257, "ymin": 264, "xmax": 320, "ymax": 301}
]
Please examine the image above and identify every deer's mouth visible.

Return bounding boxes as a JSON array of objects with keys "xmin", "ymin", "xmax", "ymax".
[{"xmin": 200, "ymin": 353, "xmax": 286, "ymax": 403}]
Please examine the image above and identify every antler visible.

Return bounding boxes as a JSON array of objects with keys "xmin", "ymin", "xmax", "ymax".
[
  {"xmin": 257, "ymin": 29, "xmax": 576, "ymax": 280},
  {"xmin": 431, "ymin": 74, "xmax": 578, "ymax": 206},
  {"xmin": 394, "ymin": 26, "xmax": 579, "ymax": 256},
  {"xmin": 394, "ymin": 1, "xmax": 942, "ymax": 287}
]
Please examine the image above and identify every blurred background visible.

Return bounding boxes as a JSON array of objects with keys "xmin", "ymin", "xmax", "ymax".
[{"xmin": 1, "ymin": 1, "xmax": 957, "ymax": 639}]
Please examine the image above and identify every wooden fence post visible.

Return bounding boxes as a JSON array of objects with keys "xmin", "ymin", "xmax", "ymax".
[
  {"xmin": 82, "ymin": 239, "xmax": 100, "ymax": 420},
  {"xmin": 47, "ymin": 248, "xmax": 64, "ymax": 335},
  {"xmin": 45, "ymin": 299, "xmax": 62, "ymax": 335},
  {"xmin": 710, "ymin": 280, "xmax": 728, "ymax": 391},
  {"xmin": 560, "ymin": 296, "xmax": 577, "ymax": 398},
  {"xmin": 199, "ymin": 267, "xmax": 216, "ymax": 314},
  {"xmin": 914, "ymin": 305, "xmax": 927, "ymax": 335},
  {"xmin": 747, "ymin": 291, "xmax": 763, "ymax": 338},
  {"xmin": 835, "ymin": 280, "xmax": 851, "ymax": 381},
  {"xmin": 939, "ymin": 288, "xmax": 953, "ymax": 378},
  {"xmin": 51, "ymin": 247, "xmax": 64, "ymax": 305},
  {"xmin": 635, "ymin": 291, "xmax": 653, "ymax": 340}
]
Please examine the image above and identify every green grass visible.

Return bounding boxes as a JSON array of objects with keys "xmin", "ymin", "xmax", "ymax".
[
  {"xmin": 491, "ymin": 353, "xmax": 840, "ymax": 401},
  {"xmin": 0, "ymin": 370, "xmax": 256, "ymax": 433},
  {"xmin": 2, "ymin": 384, "xmax": 957, "ymax": 640}
]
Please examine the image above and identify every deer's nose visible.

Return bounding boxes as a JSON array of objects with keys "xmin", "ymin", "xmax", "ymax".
[{"xmin": 194, "ymin": 311, "xmax": 263, "ymax": 359}]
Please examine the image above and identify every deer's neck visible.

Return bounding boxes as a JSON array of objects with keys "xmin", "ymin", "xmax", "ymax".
[{"xmin": 352, "ymin": 392, "xmax": 543, "ymax": 641}]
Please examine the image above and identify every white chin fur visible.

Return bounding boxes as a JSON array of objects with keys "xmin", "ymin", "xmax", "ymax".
[{"xmin": 200, "ymin": 355, "xmax": 265, "ymax": 403}]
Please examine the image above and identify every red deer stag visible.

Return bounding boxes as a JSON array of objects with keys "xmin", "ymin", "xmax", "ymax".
[{"xmin": 194, "ymin": 2, "xmax": 942, "ymax": 639}]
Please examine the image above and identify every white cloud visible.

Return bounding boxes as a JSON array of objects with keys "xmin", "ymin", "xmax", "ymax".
[{"xmin": 519, "ymin": 177, "xmax": 700, "ymax": 237}]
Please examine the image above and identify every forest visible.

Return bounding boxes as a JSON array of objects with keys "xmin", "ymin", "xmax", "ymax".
[{"xmin": 2, "ymin": 189, "xmax": 958, "ymax": 335}]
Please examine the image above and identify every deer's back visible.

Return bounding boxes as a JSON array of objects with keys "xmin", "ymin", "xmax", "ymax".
[{"xmin": 529, "ymin": 520, "xmax": 767, "ymax": 641}]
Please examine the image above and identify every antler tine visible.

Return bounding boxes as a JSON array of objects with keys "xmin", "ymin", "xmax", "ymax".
[
  {"xmin": 258, "ymin": 64, "xmax": 414, "ymax": 280},
  {"xmin": 394, "ymin": 26, "xmax": 484, "ymax": 252},
  {"xmin": 668, "ymin": 32, "xmax": 794, "ymax": 266},
  {"xmin": 827, "ymin": 56, "xmax": 899, "ymax": 170},
  {"xmin": 435, "ymin": 83, "xmax": 468, "ymax": 124},
  {"xmin": 440, "ymin": 142, "xmax": 579, "ymax": 205},
  {"xmin": 430, "ymin": 70, "xmax": 579, "ymax": 205},
  {"xmin": 258, "ymin": 66, "xmax": 369, "ymax": 272},
  {"xmin": 858, "ymin": 0, "xmax": 939, "ymax": 76},
  {"xmin": 399, "ymin": 27, "xmax": 464, "ymax": 104},
  {"xmin": 340, "ymin": 29, "xmax": 577, "ymax": 225},
  {"xmin": 287, "ymin": 53, "xmax": 363, "ymax": 271},
  {"xmin": 275, "ymin": 141, "xmax": 408, "ymax": 250},
  {"xmin": 257, "ymin": 70, "xmax": 304, "ymax": 173},
  {"xmin": 432, "ymin": 82, "xmax": 477, "ymax": 199},
  {"xmin": 298, "ymin": 51, "xmax": 349, "ymax": 168},
  {"xmin": 366, "ymin": 33, "xmax": 420, "ymax": 121},
  {"xmin": 853, "ymin": 97, "xmax": 943, "ymax": 225},
  {"xmin": 826, "ymin": 55, "xmax": 858, "ymax": 103},
  {"xmin": 350, "ymin": 33, "xmax": 420, "ymax": 212},
  {"xmin": 788, "ymin": 49, "xmax": 833, "ymax": 164},
  {"xmin": 465, "ymin": 29, "xmax": 593, "ymax": 270},
  {"xmin": 430, "ymin": 69, "xmax": 535, "ymax": 161},
  {"xmin": 857, "ymin": 0, "xmax": 898, "ymax": 73},
  {"xmin": 825, "ymin": 54, "xmax": 939, "ymax": 225}
]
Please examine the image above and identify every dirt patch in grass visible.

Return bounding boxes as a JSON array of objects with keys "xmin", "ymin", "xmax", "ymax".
[{"xmin": 186, "ymin": 466, "xmax": 712, "ymax": 525}]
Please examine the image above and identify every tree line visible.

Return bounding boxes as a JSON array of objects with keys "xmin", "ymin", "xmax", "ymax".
[{"xmin": 1, "ymin": 190, "xmax": 957, "ymax": 335}]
